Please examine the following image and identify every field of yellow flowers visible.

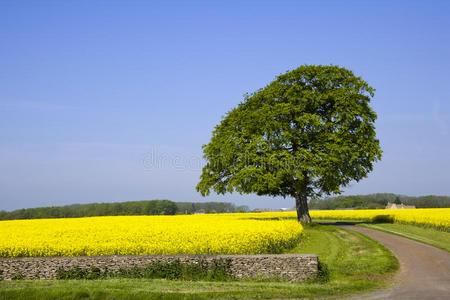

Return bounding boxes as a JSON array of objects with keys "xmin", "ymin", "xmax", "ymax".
[
  {"xmin": 1, "ymin": 208, "xmax": 447, "ymax": 258},
  {"xmin": 0, "ymin": 213, "xmax": 302, "ymax": 258},
  {"xmin": 310, "ymin": 208, "xmax": 450, "ymax": 231}
]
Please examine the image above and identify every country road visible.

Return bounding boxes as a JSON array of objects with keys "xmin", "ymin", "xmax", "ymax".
[{"xmin": 341, "ymin": 225, "xmax": 450, "ymax": 300}]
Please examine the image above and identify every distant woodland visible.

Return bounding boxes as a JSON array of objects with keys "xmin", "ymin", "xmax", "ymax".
[{"xmin": 0, "ymin": 200, "xmax": 249, "ymax": 220}]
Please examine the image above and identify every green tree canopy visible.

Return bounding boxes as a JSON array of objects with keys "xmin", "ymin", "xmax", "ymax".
[{"xmin": 197, "ymin": 65, "xmax": 382, "ymax": 223}]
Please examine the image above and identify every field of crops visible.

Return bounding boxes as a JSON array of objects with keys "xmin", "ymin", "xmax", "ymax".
[
  {"xmin": 0, "ymin": 213, "xmax": 302, "ymax": 258},
  {"xmin": 1, "ymin": 208, "xmax": 448, "ymax": 258},
  {"xmin": 310, "ymin": 208, "xmax": 450, "ymax": 231}
]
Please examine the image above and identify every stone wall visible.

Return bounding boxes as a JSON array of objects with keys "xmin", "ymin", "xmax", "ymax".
[{"xmin": 0, "ymin": 254, "xmax": 318, "ymax": 282}]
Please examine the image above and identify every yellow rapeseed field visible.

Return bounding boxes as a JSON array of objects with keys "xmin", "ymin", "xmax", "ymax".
[
  {"xmin": 2, "ymin": 209, "xmax": 447, "ymax": 258},
  {"xmin": 0, "ymin": 213, "xmax": 302, "ymax": 257},
  {"xmin": 310, "ymin": 208, "xmax": 450, "ymax": 231}
]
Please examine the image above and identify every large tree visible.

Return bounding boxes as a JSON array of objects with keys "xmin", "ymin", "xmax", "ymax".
[{"xmin": 196, "ymin": 65, "xmax": 382, "ymax": 223}]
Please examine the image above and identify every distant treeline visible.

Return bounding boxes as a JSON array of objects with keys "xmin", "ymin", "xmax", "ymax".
[
  {"xmin": 0, "ymin": 200, "xmax": 249, "ymax": 220},
  {"xmin": 310, "ymin": 193, "xmax": 450, "ymax": 210},
  {"xmin": 176, "ymin": 202, "xmax": 249, "ymax": 214}
]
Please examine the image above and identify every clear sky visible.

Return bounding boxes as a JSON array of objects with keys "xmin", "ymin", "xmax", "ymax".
[{"xmin": 1, "ymin": 0, "xmax": 450, "ymax": 211}]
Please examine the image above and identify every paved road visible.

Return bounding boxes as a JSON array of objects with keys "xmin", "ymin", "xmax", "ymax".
[{"xmin": 341, "ymin": 225, "xmax": 450, "ymax": 300}]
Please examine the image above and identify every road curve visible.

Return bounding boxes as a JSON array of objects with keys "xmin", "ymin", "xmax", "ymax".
[{"xmin": 341, "ymin": 225, "xmax": 450, "ymax": 300}]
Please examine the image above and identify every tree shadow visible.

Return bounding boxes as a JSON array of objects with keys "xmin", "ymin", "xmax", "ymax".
[
  {"xmin": 315, "ymin": 221, "xmax": 366, "ymax": 226},
  {"xmin": 315, "ymin": 215, "xmax": 395, "ymax": 226},
  {"xmin": 241, "ymin": 217, "xmax": 296, "ymax": 221}
]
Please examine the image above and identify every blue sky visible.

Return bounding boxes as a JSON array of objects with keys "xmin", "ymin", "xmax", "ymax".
[{"xmin": 1, "ymin": 0, "xmax": 450, "ymax": 211}]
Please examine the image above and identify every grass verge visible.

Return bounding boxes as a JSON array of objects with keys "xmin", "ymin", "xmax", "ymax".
[
  {"xmin": 289, "ymin": 224, "xmax": 398, "ymax": 288},
  {"xmin": 0, "ymin": 225, "xmax": 398, "ymax": 300}
]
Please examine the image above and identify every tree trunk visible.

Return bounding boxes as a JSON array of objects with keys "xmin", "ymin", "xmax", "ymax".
[{"xmin": 295, "ymin": 193, "xmax": 311, "ymax": 224}]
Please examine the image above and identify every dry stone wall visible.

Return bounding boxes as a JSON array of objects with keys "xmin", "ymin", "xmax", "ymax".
[{"xmin": 0, "ymin": 254, "xmax": 318, "ymax": 282}]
